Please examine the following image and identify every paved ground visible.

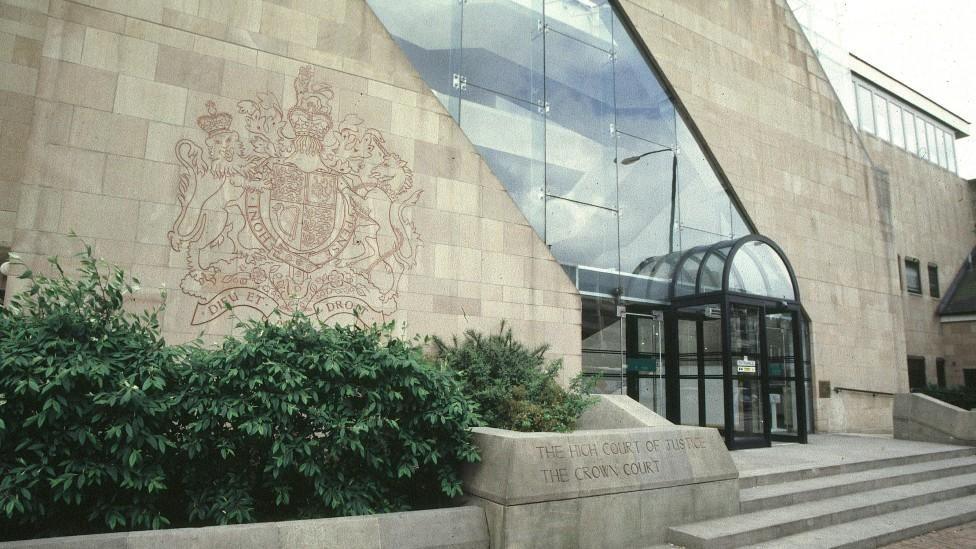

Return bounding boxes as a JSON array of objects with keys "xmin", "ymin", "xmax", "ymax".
[
  {"xmin": 730, "ymin": 433, "xmax": 969, "ymax": 480},
  {"xmin": 881, "ymin": 520, "xmax": 976, "ymax": 547}
]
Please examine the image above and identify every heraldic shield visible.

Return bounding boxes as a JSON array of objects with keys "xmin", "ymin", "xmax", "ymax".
[{"xmin": 167, "ymin": 66, "xmax": 423, "ymax": 326}]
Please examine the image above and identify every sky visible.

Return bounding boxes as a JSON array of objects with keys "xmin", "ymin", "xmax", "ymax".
[{"xmin": 844, "ymin": 0, "xmax": 976, "ymax": 179}]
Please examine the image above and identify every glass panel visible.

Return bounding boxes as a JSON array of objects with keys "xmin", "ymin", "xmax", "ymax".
[
  {"xmin": 704, "ymin": 378, "xmax": 724, "ymax": 429},
  {"xmin": 856, "ymin": 84, "xmax": 875, "ymax": 134},
  {"xmin": 925, "ymin": 122, "xmax": 938, "ymax": 164},
  {"xmin": 460, "ymin": 85, "xmax": 545, "ymax": 236},
  {"xmin": 680, "ymin": 378, "xmax": 700, "ymax": 426},
  {"xmin": 766, "ymin": 313, "xmax": 796, "ymax": 377},
  {"xmin": 805, "ymin": 379, "xmax": 814, "ymax": 433},
  {"xmin": 581, "ymin": 296, "xmax": 622, "ymax": 377},
  {"xmin": 730, "ymin": 305, "xmax": 761, "ymax": 362},
  {"xmin": 698, "ymin": 247, "xmax": 730, "ymax": 294},
  {"xmin": 367, "ymin": 0, "xmax": 462, "ymax": 118},
  {"xmin": 903, "ymin": 110, "xmax": 917, "ymax": 154},
  {"xmin": 732, "ymin": 378, "xmax": 762, "ymax": 436},
  {"xmin": 946, "ymin": 132, "xmax": 957, "ymax": 173},
  {"xmin": 889, "ymin": 102, "xmax": 904, "ymax": 148},
  {"xmin": 916, "ymin": 116, "xmax": 929, "ymax": 160},
  {"xmin": 678, "ymin": 318, "xmax": 698, "ymax": 376},
  {"xmin": 732, "ymin": 211, "xmax": 751, "ymax": 239},
  {"xmin": 674, "ymin": 250, "xmax": 704, "ymax": 297},
  {"xmin": 675, "ymin": 119, "xmax": 736, "ymax": 243},
  {"xmin": 639, "ymin": 376, "xmax": 666, "ymax": 417},
  {"xmin": 728, "ymin": 241, "xmax": 795, "ymax": 300},
  {"xmin": 702, "ymin": 317, "xmax": 722, "ymax": 375},
  {"xmin": 905, "ymin": 260, "xmax": 921, "ymax": 294},
  {"xmin": 590, "ymin": 375, "xmax": 624, "ymax": 394},
  {"xmin": 544, "ymin": 0, "xmax": 613, "ymax": 51},
  {"xmin": 461, "ymin": 0, "xmax": 544, "ymax": 103},
  {"xmin": 546, "ymin": 196, "xmax": 619, "ymax": 272},
  {"xmin": 617, "ymin": 132, "xmax": 674, "ymax": 300},
  {"xmin": 768, "ymin": 379, "xmax": 798, "ymax": 436},
  {"xmin": 627, "ymin": 313, "xmax": 666, "ymax": 416},
  {"xmin": 612, "ymin": 11, "xmax": 674, "ymax": 147},
  {"xmin": 873, "ymin": 94, "xmax": 889, "ymax": 141},
  {"xmin": 935, "ymin": 128, "xmax": 946, "ymax": 168},
  {"xmin": 545, "ymin": 28, "xmax": 616, "ymax": 209}
]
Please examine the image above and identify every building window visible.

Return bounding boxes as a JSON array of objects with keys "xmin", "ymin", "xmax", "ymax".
[
  {"xmin": 928, "ymin": 264, "xmax": 940, "ymax": 297},
  {"xmin": 855, "ymin": 84, "xmax": 875, "ymax": 134},
  {"xmin": 936, "ymin": 358, "xmax": 946, "ymax": 388},
  {"xmin": 852, "ymin": 77, "xmax": 958, "ymax": 174},
  {"xmin": 915, "ymin": 115, "xmax": 929, "ymax": 160},
  {"xmin": 889, "ymin": 102, "xmax": 904, "ymax": 148},
  {"xmin": 903, "ymin": 110, "xmax": 917, "ymax": 154},
  {"xmin": 873, "ymin": 93, "xmax": 890, "ymax": 141},
  {"xmin": 966, "ymin": 369, "xmax": 976, "ymax": 389},
  {"xmin": 908, "ymin": 357, "xmax": 926, "ymax": 390},
  {"xmin": 905, "ymin": 258, "xmax": 922, "ymax": 294}
]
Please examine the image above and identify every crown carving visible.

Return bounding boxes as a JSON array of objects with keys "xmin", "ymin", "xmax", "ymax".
[
  {"xmin": 287, "ymin": 66, "xmax": 334, "ymax": 143},
  {"xmin": 197, "ymin": 101, "xmax": 234, "ymax": 136}
]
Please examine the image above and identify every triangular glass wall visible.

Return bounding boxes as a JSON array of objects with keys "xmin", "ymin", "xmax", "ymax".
[{"xmin": 368, "ymin": 0, "xmax": 752, "ymax": 304}]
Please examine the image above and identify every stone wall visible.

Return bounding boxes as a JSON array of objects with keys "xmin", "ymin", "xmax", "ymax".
[
  {"xmin": 0, "ymin": 1, "xmax": 45, "ymax": 249},
  {"xmin": 619, "ymin": 0, "xmax": 906, "ymax": 432},
  {"xmin": 0, "ymin": 507, "xmax": 489, "ymax": 549},
  {"xmin": 2, "ymin": 0, "xmax": 582, "ymax": 376},
  {"xmin": 864, "ymin": 137, "xmax": 976, "ymax": 388}
]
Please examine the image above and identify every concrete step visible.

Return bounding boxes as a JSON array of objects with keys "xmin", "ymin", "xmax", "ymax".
[
  {"xmin": 738, "ymin": 447, "xmax": 976, "ymax": 489},
  {"xmin": 667, "ymin": 472, "xmax": 976, "ymax": 548},
  {"xmin": 742, "ymin": 494, "xmax": 976, "ymax": 548},
  {"xmin": 740, "ymin": 455, "xmax": 976, "ymax": 512}
]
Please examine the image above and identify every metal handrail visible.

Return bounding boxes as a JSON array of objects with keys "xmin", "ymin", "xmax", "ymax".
[{"xmin": 833, "ymin": 386, "xmax": 894, "ymax": 397}]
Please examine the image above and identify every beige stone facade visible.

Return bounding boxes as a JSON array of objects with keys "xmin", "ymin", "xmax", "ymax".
[
  {"xmin": 1, "ymin": 0, "xmax": 974, "ymax": 435},
  {"xmin": 0, "ymin": 0, "xmax": 583, "ymax": 382}
]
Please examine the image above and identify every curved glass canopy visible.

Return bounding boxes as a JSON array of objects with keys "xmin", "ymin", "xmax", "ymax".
[{"xmin": 658, "ymin": 235, "xmax": 799, "ymax": 301}]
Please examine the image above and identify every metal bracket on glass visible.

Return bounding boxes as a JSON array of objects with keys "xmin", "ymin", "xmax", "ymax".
[
  {"xmin": 537, "ymin": 19, "xmax": 547, "ymax": 34},
  {"xmin": 452, "ymin": 73, "xmax": 467, "ymax": 92},
  {"xmin": 609, "ymin": 123, "xmax": 615, "ymax": 135},
  {"xmin": 608, "ymin": 49, "xmax": 617, "ymax": 62},
  {"xmin": 536, "ymin": 100, "xmax": 550, "ymax": 114}
]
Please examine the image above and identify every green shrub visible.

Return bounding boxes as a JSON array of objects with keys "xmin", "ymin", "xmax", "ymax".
[
  {"xmin": 177, "ymin": 315, "xmax": 481, "ymax": 524},
  {"xmin": 0, "ymin": 244, "xmax": 480, "ymax": 540},
  {"xmin": 0, "ymin": 246, "xmax": 184, "ymax": 539},
  {"xmin": 434, "ymin": 324, "xmax": 594, "ymax": 432},
  {"xmin": 917, "ymin": 385, "xmax": 976, "ymax": 410}
]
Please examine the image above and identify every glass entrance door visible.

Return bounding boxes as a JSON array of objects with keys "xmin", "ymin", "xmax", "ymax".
[
  {"xmin": 765, "ymin": 306, "xmax": 801, "ymax": 440},
  {"xmin": 728, "ymin": 304, "xmax": 767, "ymax": 448},
  {"xmin": 624, "ymin": 310, "xmax": 667, "ymax": 417}
]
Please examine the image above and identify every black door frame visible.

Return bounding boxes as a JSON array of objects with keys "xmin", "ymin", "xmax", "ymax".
[{"xmin": 663, "ymin": 291, "xmax": 808, "ymax": 449}]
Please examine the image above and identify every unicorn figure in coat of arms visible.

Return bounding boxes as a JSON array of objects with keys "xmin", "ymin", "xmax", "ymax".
[{"xmin": 167, "ymin": 65, "xmax": 422, "ymax": 325}]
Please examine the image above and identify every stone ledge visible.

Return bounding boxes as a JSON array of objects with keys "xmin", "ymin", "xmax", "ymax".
[
  {"xmin": 894, "ymin": 393, "xmax": 976, "ymax": 446},
  {"xmin": 0, "ymin": 506, "xmax": 489, "ymax": 549}
]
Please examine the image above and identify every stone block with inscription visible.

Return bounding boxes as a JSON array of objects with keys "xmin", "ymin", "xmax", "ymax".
[{"xmin": 461, "ymin": 396, "xmax": 738, "ymax": 548}]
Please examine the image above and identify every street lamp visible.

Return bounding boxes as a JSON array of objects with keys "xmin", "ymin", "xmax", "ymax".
[{"xmin": 617, "ymin": 146, "xmax": 672, "ymax": 165}]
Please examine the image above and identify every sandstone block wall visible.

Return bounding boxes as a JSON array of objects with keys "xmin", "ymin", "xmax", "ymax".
[
  {"xmin": 0, "ymin": 0, "xmax": 582, "ymax": 378},
  {"xmin": 620, "ymin": 0, "xmax": 908, "ymax": 432},
  {"xmin": 864, "ymin": 137, "xmax": 976, "ymax": 388}
]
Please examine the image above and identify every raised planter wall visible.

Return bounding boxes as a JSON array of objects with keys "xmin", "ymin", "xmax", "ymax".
[
  {"xmin": 0, "ymin": 507, "xmax": 488, "ymax": 549},
  {"xmin": 894, "ymin": 392, "xmax": 976, "ymax": 445},
  {"xmin": 462, "ymin": 396, "xmax": 739, "ymax": 548}
]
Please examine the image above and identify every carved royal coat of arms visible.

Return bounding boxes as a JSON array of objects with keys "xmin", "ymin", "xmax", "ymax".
[{"xmin": 167, "ymin": 66, "xmax": 422, "ymax": 325}]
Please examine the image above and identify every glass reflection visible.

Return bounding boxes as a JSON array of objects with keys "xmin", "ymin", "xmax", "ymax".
[
  {"xmin": 367, "ymin": 1, "xmax": 461, "ymax": 118},
  {"xmin": 461, "ymin": 0, "xmax": 544, "ymax": 103},
  {"xmin": 728, "ymin": 241, "xmax": 795, "ymax": 300},
  {"xmin": 546, "ymin": 196, "xmax": 619, "ymax": 273},
  {"xmin": 460, "ymin": 85, "xmax": 545, "ymax": 236},
  {"xmin": 544, "ymin": 28, "xmax": 616, "ymax": 209},
  {"xmin": 612, "ymin": 11, "xmax": 674, "ymax": 147}
]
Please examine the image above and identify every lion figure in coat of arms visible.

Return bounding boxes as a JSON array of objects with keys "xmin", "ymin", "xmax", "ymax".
[{"xmin": 167, "ymin": 65, "xmax": 422, "ymax": 325}]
